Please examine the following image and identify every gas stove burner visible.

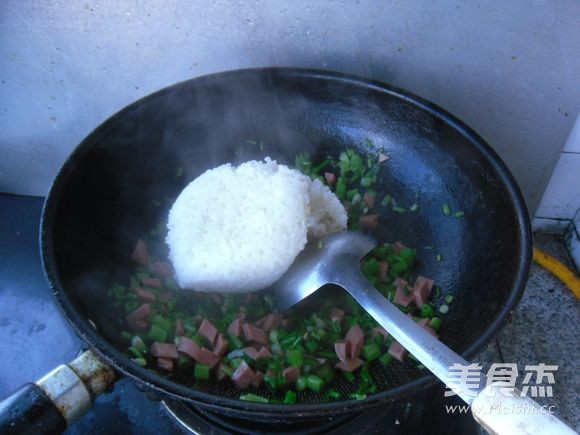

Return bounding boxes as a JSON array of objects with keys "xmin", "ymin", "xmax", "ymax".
[
  {"xmin": 161, "ymin": 400, "xmax": 355, "ymax": 434},
  {"xmin": 160, "ymin": 395, "xmax": 481, "ymax": 435}
]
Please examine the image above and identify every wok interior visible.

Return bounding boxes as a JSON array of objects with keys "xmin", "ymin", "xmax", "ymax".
[{"xmin": 47, "ymin": 70, "xmax": 525, "ymax": 405}]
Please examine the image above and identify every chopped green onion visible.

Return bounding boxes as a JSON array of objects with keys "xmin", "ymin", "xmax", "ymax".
[
  {"xmin": 284, "ymin": 390, "xmax": 297, "ymax": 404},
  {"xmin": 393, "ymin": 206, "xmax": 406, "ymax": 214},
  {"xmin": 444, "ymin": 295, "xmax": 454, "ymax": 304},
  {"xmin": 362, "ymin": 343, "xmax": 381, "ymax": 361},
  {"xmin": 176, "ymin": 166, "xmax": 183, "ymax": 177},
  {"xmin": 147, "ymin": 324, "xmax": 167, "ymax": 343},
  {"xmin": 325, "ymin": 389, "xmax": 341, "ymax": 400},
  {"xmin": 409, "ymin": 203, "xmax": 419, "ymax": 212},
  {"xmin": 194, "ymin": 363, "xmax": 210, "ymax": 380},
  {"xmin": 132, "ymin": 357, "xmax": 147, "ymax": 367},
  {"xmin": 350, "ymin": 393, "xmax": 367, "ymax": 400},
  {"xmin": 379, "ymin": 353, "xmax": 393, "ymax": 366},
  {"xmin": 381, "ymin": 194, "xmax": 392, "ymax": 207},
  {"xmin": 443, "ymin": 204, "xmax": 451, "ymax": 216},
  {"xmin": 436, "ymin": 253, "xmax": 443, "ymax": 262},
  {"xmin": 360, "ymin": 177, "xmax": 372, "ymax": 188},
  {"xmin": 306, "ymin": 374, "xmax": 325, "ymax": 392},
  {"xmin": 296, "ymin": 376, "xmax": 307, "ymax": 391},
  {"xmin": 269, "ymin": 329, "xmax": 279, "ymax": 343},
  {"xmin": 305, "ymin": 341, "xmax": 318, "ymax": 352},
  {"xmin": 287, "ymin": 349, "xmax": 304, "ymax": 368},
  {"xmin": 439, "ymin": 304, "xmax": 450, "ymax": 314},
  {"xmin": 316, "ymin": 364, "xmax": 335, "ymax": 383},
  {"xmin": 419, "ymin": 303, "xmax": 435, "ymax": 318},
  {"xmin": 128, "ymin": 347, "xmax": 143, "ymax": 359},
  {"xmin": 454, "ymin": 211, "xmax": 465, "ymax": 218},
  {"xmin": 240, "ymin": 393, "xmax": 269, "ymax": 403},
  {"xmin": 429, "ymin": 317, "xmax": 442, "ymax": 331},
  {"xmin": 344, "ymin": 372, "xmax": 356, "ymax": 382},
  {"xmin": 335, "ymin": 176, "xmax": 347, "ymax": 199},
  {"xmin": 227, "ymin": 333, "xmax": 243, "ymax": 350},
  {"xmin": 131, "ymin": 335, "xmax": 147, "ymax": 352}
]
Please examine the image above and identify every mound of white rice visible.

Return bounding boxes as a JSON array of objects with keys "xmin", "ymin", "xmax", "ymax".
[{"xmin": 166, "ymin": 158, "xmax": 347, "ymax": 293}]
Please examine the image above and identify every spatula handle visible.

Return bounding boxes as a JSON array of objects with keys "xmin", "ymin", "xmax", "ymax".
[{"xmin": 341, "ymin": 272, "xmax": 476, "ymax": 402}]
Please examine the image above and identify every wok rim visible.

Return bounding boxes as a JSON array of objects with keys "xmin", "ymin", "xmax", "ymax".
[{"xmin": 40, "ymin": 67, "xmax": 532, "ymax": 416}]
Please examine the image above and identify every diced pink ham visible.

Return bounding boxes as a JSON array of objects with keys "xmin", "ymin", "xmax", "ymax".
[
  {"xmin": 132, "ymin": 288, "xmax": 156, "ymax": 303},
  {"xmin": 378, "ymin": 153, "xmax": 389, "ymax": 163},
  {"xmin": 412, "ymin": 276, "xmax": 434, "ymax": 307},
  {"xmin": 198, "ymin": 347, "xmax": 220, "ymax": 368},
  {"xmin": 336, "ymin": 358, "xmax": 364, "ymax": 372},
  {"xmin": 243, "ymin": 346, "xmax": 259, "ymax": 360},
  {"xmin": 174, "ymin": 319, "xmax": 185, "ymax": 336},
  {"xmin": 330, "ymin": 308, "xmax": 345, "ymax": 324},
  {"xmin": 359, "ymin": 214, "xmax": 379, "ymax": 229},
  {"xmin": 334, "ymin": 340, "xmax": 350, "ymax": 362},
  {"xmin": 199, "ymin": 319, "xmax": 218, "ymax": 345},
  {"xmin": 131, "ymin": 239, "xmax": 149, "ymax": 266},
  {"xmin": 345, "ymin": 325, "xmax": 364, "ymax": 359},
  {"xmin": 260, "ymin": 314, "xmax": 283, "ymax": 332},
  {"xmin": 388, "ymin": 341, "xmax": 408, "ymax": 362},
  {"xmin": 243, "ymin": 346, "xmax": 271, "ymax": 361},
  {"xmin": 373, "ymin": 326, "xmax": 389, "ymax": 340},
  {"xmin": 243, "ymin": 323, "xmax": 268, "ymax": 345},
  {"xmin": 150, "ymin": 342, "xmax": 179, "ymax": 359},
  {"xmin": 283, "ymin": 366, "xmax": 300, "ymax": 384},
  {"xmin": 363, "ymin": 192, "xmax": 375, "ymax": 209},
  {"xmin": 151, "ymin": 261, "xmax": 173, "ymax": 278},
  {"xmin": 142, "ymin": 277, "xmax": 162, "ymax": 288},
  {"xmin": 126, "ymin": 303, "xmax": 152, "ymax": 331},
  {"xmin": 256, "ymin": 347, "xmax": 272, "ymax": 360},
  {"xmin": 252, "ymin": 371, "xmax": 264, "ymax": 388},
  {"xmin": 324, "ymin": 172, "xmax": 336, "ymax": 185},
  {"xmin": 227, "ymin": 318, "xmax": 243, "ymax": 337},
  {"xmin": 213, "ymin": 333, "xmax": 229, "ymax": 357},
  {"xmin": 416, "ymin": 318, "xmax": 430, "ymax": 327},
  {"xmin": 177, "ymin": 336, "xmax": 201, "ymax": 361},
  {"xmin": 231, "ymin": 361, "xmax": 256, "ymax": 389},
  {"xmin": 157, "ymin": 357, "xmax": 173, "ymax": 371},
  {"xmin": 393, "ymin": 278, "xmax": 413, "ymax": 307},
  {"xmin": 378, "ymin": 261, "xmax": 389, "ymax": 283}
]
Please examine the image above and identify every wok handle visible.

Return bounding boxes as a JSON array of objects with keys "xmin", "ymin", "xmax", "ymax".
[
  {"xmin": 0, "ymin": 350, "xmax": 115, "ymax": 435},
  {"xmin": 472, "ymin": 383, "xmax": 576, "ymax": 435}
]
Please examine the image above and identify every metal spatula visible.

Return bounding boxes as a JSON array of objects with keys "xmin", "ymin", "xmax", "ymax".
[{"xmin": 269, "ymin": 231, "xmax": 574, "ymax": 435}]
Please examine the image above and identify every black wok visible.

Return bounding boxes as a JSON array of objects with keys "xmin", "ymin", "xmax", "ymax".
[{"xmin": 0, "ymin": 68, "xmax": 531, "ymax": 432}]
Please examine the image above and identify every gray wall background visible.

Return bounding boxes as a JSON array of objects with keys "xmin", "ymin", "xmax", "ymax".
[{"xmin": 1, "ymin": 0, "xmax": 578, "ymax": 214}]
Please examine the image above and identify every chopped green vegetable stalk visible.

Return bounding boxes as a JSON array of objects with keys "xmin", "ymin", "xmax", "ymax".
[
  {"xmin": 306, "ymin": 374, "xmax": 325, "ymax": 392},
  {"xmin": 194, "ymin": 364, "xmax": 210, "ymax": 380},
  {"xmin": 240, "ymin": 393, "xmax": 270, "ymax": 403},
  {"xmin": 287, "ymin": 348, "xmax": 304, "ymax": 368},
  {"xmin": 362, "ymin": 343, "xmax": 381, "ymax": 361},
  {"xmin": 443, "ymin": 203, "xmax": 451, "ymax": 216},
  {"xmin": 379, "ymin": 353, "xmax": 393, "ymax": 366},
  {"xmin": 429, "ymin": 317, "xmax": 442, "ymax": 331},
  {"xmin": 284, "ymin": 390, "xmax": 297, "ymax": 404},
  {"xmin": 454, "ymin": 211, "xmax": 464, "ymax": 218}
]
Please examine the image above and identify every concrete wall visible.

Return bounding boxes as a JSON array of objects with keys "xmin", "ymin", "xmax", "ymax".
[{"xmin": 1, "ymin": 0, "xmax": 578, "ymax": 215}]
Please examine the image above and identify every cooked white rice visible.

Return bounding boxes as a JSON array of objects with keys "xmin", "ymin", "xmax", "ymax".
[{"xmin": 166, "ymin": 158, "xmax": 347, "ymax": 293}]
